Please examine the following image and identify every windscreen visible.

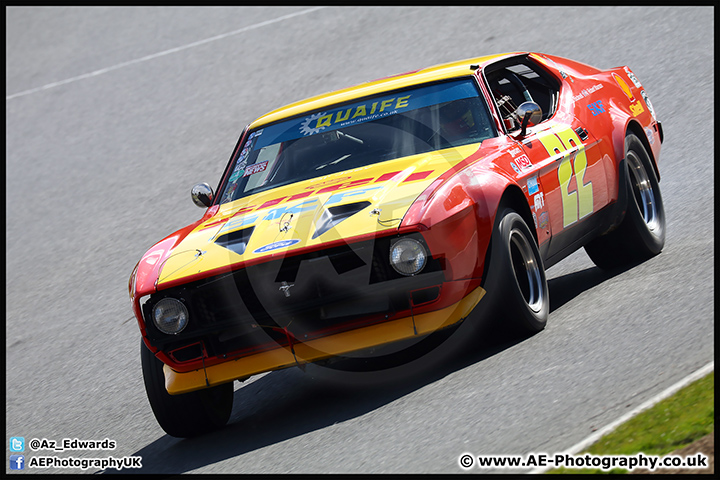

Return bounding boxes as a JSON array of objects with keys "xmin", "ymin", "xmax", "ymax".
[{"xmin": 219, "ymin": 78, "xmax": 496, "ymax": 204}]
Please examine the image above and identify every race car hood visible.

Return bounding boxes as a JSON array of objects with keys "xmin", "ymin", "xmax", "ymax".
[{"xmin": 142, "ymin": 143, "xmax": 482, "ymax": 289}]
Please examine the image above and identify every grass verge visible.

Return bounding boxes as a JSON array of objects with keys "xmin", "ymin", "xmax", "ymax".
[{"xmin": 549, "ymin": 371, "xmax": 714, "ymax": 474}]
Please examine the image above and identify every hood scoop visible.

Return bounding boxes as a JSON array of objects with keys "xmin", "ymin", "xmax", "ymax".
[
  {"xmin": 312, "ymin": 201, "xmax": 371, "ymax": 239},
  {"xmin": 215, "ymin": 226, "xmax": 255, "ymax": 255}
]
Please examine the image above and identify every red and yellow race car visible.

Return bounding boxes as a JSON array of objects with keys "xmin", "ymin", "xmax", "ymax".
[{"xmin": 129, "ymin": 52, "xmax": 664, "ymax": 437}]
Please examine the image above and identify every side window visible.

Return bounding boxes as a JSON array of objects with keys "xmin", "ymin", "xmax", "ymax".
[{"xmin": 484, "ymin": 58, "xmax": 560, "ymax": 131}]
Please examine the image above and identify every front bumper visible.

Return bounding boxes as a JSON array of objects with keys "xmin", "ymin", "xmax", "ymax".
[
  {"xmin": 142, "ymin": 234, "xmax": 472, "ymax": 369},
  {"xmin": 163, "ymin": 285, "xmax": 485, "ymax": 394}
]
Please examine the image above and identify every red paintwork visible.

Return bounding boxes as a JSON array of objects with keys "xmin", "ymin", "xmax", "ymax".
[{"xmin": 131, "ymin": 52, "xmax": 662, "ymax": 372}]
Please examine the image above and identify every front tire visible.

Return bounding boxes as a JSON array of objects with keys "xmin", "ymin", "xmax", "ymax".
[
  {"xmin": 141, "ymin": 340, "xmax": 233, "ymax": 438},
  {"xmin": 585, "ymin": 132, "xmax": 665, "ymax": 270},
  {"xmin": 483, "ymin": 208, "xmax": 549, "ymax": 335}
]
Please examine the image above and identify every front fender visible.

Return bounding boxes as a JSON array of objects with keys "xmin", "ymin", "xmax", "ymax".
[
  {"xmin": 129, "ymin": 206, "xmax": 220, "ymax": 342},
  {"xmin": 402, "ymin": 164, "xmax": 516, "ymax": 283}
]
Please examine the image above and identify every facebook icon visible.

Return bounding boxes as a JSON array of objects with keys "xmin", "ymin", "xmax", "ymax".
[{"xmin": 10, "ymin": 455, "xmax": 25, "ymax": 470}]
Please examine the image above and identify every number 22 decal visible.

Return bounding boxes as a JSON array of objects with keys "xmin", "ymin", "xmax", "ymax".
[{"xmin": 538, "ymin": 126, "xmax": 593, "ymax": 228}]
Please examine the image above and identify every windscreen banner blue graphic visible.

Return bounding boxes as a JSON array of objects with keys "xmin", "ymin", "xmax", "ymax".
[{"xmin": 250, "ymin": 79, "xmax": 479, "ymax": 150}]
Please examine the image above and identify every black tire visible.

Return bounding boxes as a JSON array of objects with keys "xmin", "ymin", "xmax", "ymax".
[
  {"xmin": 141, "ymin": 340, "xmax": 234, "ymax": 438},
  {"xmin": 585, "ymin": 132, "xmax": 665, "ymax": 270},
  {"xmin": 482, "ymin": 208, "xmax": 549, "ymax": 335}
]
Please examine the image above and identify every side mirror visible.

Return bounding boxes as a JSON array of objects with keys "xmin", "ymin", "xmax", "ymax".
[
  {"xmin": 515, "ymin": 101, "xmax": 542, "ymax": 138},
  {"xmin": 191, "ymin": 183, "xmax": 214, "ymax": 208}
]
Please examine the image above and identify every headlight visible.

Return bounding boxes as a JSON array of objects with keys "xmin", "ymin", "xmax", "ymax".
[
  {"xmin": 152, "ymin": 298, "xmax": 189, "ymax": 335},
  {"xmin": 389, "ymin": 238, "xmax": 427, "ymax": 276}
]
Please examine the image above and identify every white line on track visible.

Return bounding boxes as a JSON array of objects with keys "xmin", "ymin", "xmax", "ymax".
[
  {"xmin": 6, "ymin": 7, "xmax": 325, "ymax": 101},
  {"xmin": 529, "ymin": 360, "xmax": 715, "ymax": 474}
]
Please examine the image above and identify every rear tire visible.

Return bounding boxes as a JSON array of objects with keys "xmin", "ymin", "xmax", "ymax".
[
  {"xmin": 141, "ymin": 340, "xmax": 233, "ymax": 438},
  {"xmin": 585, "ymin": 132, "xmax": 665, "ymax": 270},
  {"xmin": 483, "ymin": 208, "xmax": 549, "ymax": 335}
]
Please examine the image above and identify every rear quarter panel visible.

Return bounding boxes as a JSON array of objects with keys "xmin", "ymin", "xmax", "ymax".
[{"xmin": 532, "ymin": 53, "xmax": 661, "ymax": 205}]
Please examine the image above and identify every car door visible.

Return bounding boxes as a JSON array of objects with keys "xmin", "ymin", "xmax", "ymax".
[
  {"xmin": 483, "ymin": 55, "xmax": 611, "ymax": 264},
  {"xmin": 518, "ymin": 116, "xmax": 607, "ymax": 263}
]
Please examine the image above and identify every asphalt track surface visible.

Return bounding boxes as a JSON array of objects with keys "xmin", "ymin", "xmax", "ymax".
[{"xmin": 6, "ymin": 6, "xmax": 714, "ymax": 474}]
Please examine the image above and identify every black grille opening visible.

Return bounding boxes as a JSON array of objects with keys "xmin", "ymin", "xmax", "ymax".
[{"xmin": 328, "ymin": 243, "xmax": 367, "ymax": 275}]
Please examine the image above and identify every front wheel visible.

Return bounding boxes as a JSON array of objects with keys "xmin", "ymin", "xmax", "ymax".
[
  {"xmin": 483, "ymin": 208, "xmax": 549, "ymax": 335},
  {"xmin": 141, "ymin": 340, "xmax": 234, "ymax": 438},
  {"xmin": 585, "ymin": 132, "xmax": 665, "ymax": 270}
]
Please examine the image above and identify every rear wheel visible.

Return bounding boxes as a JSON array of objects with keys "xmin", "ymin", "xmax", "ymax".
[
  {"xmin": 483, "ymin": 208, "xmax": 549, "ymax": 335},
  {"xmin": 585, "ymin": 132, "xmax": 665, "ymax": 270},
  {"xmin": 141, "ymin": 340, "xmax": 233, "ymax": 438}
]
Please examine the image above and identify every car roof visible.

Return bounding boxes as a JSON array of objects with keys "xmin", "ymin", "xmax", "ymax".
[{"xmin": 248, "ymin": 52, "xmax": 522, "ymax": 129}]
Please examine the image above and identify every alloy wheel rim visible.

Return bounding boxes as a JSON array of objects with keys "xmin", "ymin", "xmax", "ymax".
[
  {"xmin": 509, "ymin": 228, "xmax": 545, "ymax": 313},
  {"xmin": 627, "ymin": 150, "xmax": 660, "ymax": 233}
]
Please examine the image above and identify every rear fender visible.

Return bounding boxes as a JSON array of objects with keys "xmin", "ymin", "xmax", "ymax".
[
  {"xmin": 603, "ymin": 66, "xmax": 661, "ymax": 180},
  {"xmin": 626, "ymin": 120, "xmax": 660, "ymax": 181}
]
